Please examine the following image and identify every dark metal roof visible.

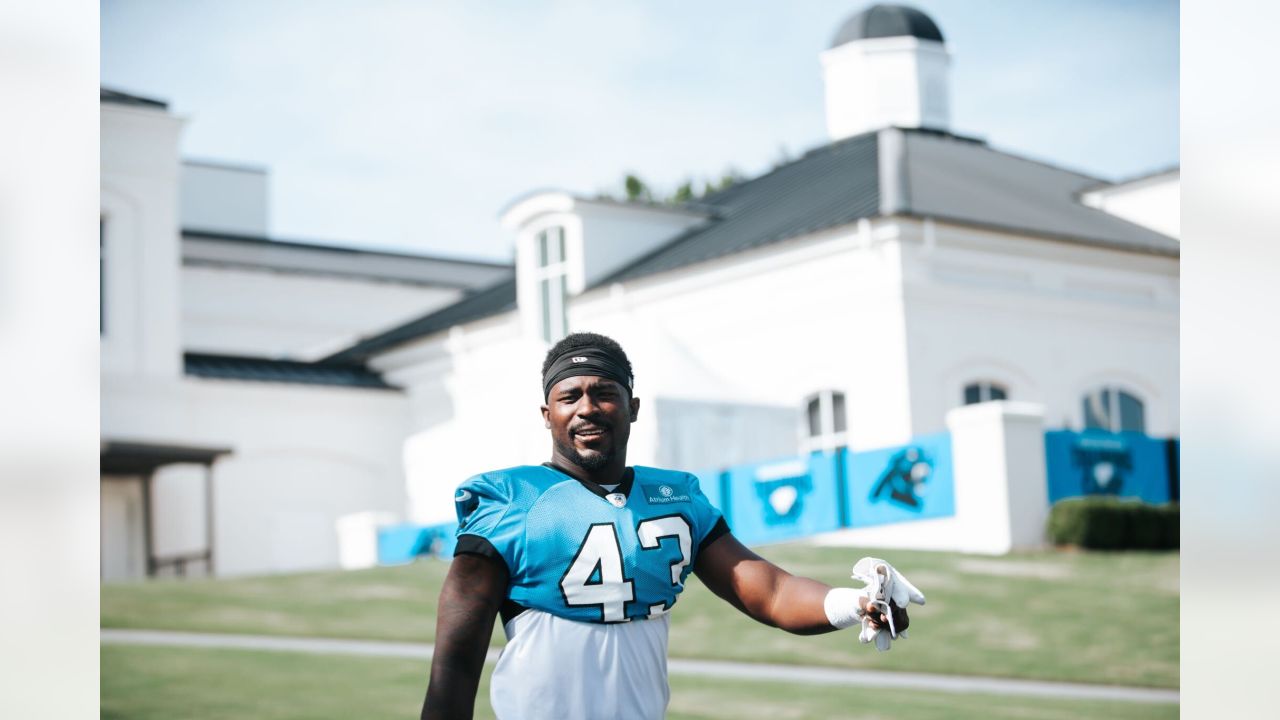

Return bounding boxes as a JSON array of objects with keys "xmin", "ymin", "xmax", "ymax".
[
  {"xmin": 596, "ymin": 128, "xmax": 1177, "ymax": 288},
  {"xmin": 101, "ymin": 441, "xmax": 232, "ymax": 475},
  {"xmin": 185, "ymin": 353, "xmax": 395, "ymax": 389},
  {"xmin": 899, "ymin": 131, "xmax": 1180, "ymax": 256},
  {"xmin": 321, "ymin": 278, "xmax": 518, "ymax": 365},
  {"xmin": 100, "ymin": 87, "xmax": 169, "ymax": 110},
  {"xmin": 183, "ymin": 228, "xmax": 512, "ymax": 289},
  {"xmin": 598, "ymin": 132, "xmax": 881, "ymax": 285},
  {"xmin": 183, "ymin": 228, "xmax": 510, "ymax": 268},
  {"xmin": 832, "ymin": 4, "xmax": 945, "ymax": 47},
  {"xmin": 1079, "ymin": 165, "xmax": 1180, "ymax": 194}
]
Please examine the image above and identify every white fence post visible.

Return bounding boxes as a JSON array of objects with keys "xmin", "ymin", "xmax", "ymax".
[{"xmin": 946, "ymin": 401, "xmax": 1049, "ymax": 554}]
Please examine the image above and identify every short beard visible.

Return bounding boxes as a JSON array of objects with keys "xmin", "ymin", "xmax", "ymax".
[{"xmin": 555, "ymin": 437, "xmax": 614, "ymax": 472}]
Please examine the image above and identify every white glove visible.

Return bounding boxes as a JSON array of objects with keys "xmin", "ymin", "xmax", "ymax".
[{"xmin": 850, "ymin": 557, "xmax": 926, "ymax": 652}]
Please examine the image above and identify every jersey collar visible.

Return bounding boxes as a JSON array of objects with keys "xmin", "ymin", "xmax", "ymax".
[{"xmin": 542, "ymin": 462, "xmax": 635, "ymax": 502}]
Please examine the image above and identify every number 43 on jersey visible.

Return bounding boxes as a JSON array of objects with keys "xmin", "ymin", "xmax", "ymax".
[{"xmin": 559, "ymin": 516, "xmax": 692, "ymax": 622}]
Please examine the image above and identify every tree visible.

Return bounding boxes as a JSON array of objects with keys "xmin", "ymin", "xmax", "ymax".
[
  {"xmin": 607, "ymin": 167, "xmax": 743, "ymax": 205},
  {"xmin": 624, "ymin": 174, "xmax": 652, "ymax": 202},
  {"xmin": 672, "ymin": 180, "xmax": 695, "ymax": 204}
]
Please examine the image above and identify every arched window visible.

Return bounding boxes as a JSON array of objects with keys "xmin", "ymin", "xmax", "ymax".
[
  {"xmin": 803, "ymin": 390, "xmax": 847, "ymax": 450},
  {"xmin": 1081, "ymin": 386, "xmax": 1145, "ymax": 433},
  {"xmin": 962, "ymin": 380, "xmax": 1007, "ymax": 405},
  {"xmin": 534, "ymin": 227, "xmax": 569, "ymax": 343}
]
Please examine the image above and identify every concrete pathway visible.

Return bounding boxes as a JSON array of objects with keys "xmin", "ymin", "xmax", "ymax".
[{"xmin": 101, "ymin": 629, "xmax": 1177, "ymax": 705}]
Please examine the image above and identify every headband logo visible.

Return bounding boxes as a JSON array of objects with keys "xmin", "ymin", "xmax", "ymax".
[{"xmin": 571, "ymin": 356, "xmax": 588, "ymax": 363}]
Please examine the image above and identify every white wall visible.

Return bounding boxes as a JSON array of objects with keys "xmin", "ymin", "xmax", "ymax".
[
  {"xmin": 898, "ymin": 219, "xmax": 1180, "ymax": 437},
  {"xmin": 651, "ymin": 398, "xmax": 798, "ymax": 473},
  {"xmin": 387, "ymin": 218, "xmax": 922, "ymax": 527},
  {"xmin": 101, "ymin": 375, "xmax": 412, "ymax": 577},
  {"xmin": 821, "ymin": 36, "xmax": 950, "ymax": 141},
  {"xmin": 101, "ymin": 477, "xmax": 146, "ymax": 581},
  {"xmin": 150, "ymin": 464, "xmax": 210, "ymax": 562},
  {"xmin": 375, "ymin": 316, "xmax": 549, "ymax": 524},
  {"xmin": 573, "ymin": 219, "xmax": 917, "ymax": 455},
  {"xmin": 101, "ymin": 103, "xmax": 186, "ymax": 379},
  {"xmin": 1082, "ymin": 172, "xmax": 1180, "ymax": 239},
  {"xmin": 576, "ymin": 201, "xmax": 708, "ymax": 288},
  {"xmin": 181, "ymin": 161, "xmax": 269, "ymax": 236},
  {"xmin": 182, "ymin": 265, "xmax": 464, "ymax": 360}
]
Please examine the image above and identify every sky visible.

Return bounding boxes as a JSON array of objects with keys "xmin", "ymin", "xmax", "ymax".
[{"xmin": 101, "ymin": 0, "xmax": 1179, "ymax": 263}]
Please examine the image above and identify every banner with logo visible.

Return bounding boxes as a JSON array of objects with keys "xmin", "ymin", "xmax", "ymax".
[
  {"xmin": 721, "ymin": 453, "xmax": 844, "ymax": 546},
  {"xmin": 843, "ymin": 432, "xmax": 956, "ymax": 528},
  {"xmin": 1044, "ymin": 431, "xmax": 1177, "ymax": 504},
  {"xmin": 376, "ymin": 521, "xmax": 458, "ymax": 565}
]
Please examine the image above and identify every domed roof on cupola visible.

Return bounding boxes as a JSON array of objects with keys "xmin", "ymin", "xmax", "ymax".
[{"xmin": 830, "ymin": 4, "xmax": 945, "ymax": 48}]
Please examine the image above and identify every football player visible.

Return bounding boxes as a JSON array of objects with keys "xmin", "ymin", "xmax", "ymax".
[{"xmin": 421, "ymin": 332, "xmax": 908, "ymax": 720}]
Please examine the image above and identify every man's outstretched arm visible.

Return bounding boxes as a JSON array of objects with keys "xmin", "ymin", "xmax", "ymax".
[
  {"xmin": 421, "ymin": 553, "xmax": 507, "ymax": 720},
  {"xmin": 692, "ymin": 532, "xmax": 903, "ymax": 635}
]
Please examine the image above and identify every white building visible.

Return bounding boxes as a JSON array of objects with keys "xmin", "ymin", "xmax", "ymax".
[
  {"xmin": 99, "ymin": 90, "xmax": 511, "ymax": 580},
  {"xmin": 101, "ymin": 4, "xmax": 1178, "ymax": 576}
]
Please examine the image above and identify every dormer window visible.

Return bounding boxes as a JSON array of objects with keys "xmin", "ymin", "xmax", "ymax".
[{"xmin": 535, "ymin": 226, "xmax": 569, "ymax": 343}]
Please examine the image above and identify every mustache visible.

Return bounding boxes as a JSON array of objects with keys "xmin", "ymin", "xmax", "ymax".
[{"xmin": 570, "ymin": 420, "xmax": 612, "ymax": 433}]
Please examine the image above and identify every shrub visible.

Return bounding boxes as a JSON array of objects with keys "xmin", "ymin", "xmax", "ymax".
[{"xmin": 1047, "ymin": 497, "xmax": 1179, "ymax": 550}]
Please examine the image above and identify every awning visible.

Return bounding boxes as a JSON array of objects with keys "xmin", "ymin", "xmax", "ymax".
[{"xmin": 100, "ymin": 440, "xmax": 232, "ymax": 475}]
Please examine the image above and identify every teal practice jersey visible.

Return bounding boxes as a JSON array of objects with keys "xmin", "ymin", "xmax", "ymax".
[{"xmin": 454, "ymin": 464, "xmax": 729, "ymax": 624}]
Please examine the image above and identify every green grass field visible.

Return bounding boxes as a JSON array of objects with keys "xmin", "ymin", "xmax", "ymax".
[
  {"xmin": 103, "ymin": 543, "xmax": 1179, "ymax": 688},
  {"xmin": 102, "ymin": 645, "xmax": 1177, "ymax": 720}
]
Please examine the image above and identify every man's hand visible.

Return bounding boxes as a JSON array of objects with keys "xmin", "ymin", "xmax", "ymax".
[{"xmin": 859, "ymin": 595, "xmax": 909, "ymax": 633}]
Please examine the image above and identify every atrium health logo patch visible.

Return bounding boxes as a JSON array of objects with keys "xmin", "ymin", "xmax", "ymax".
[{"xmin": 643, "ymin": 483, "xmax": 690, "ymax": 504}]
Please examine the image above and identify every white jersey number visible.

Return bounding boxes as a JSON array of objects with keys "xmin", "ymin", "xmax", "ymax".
[
  {"xmin": 560, "ymin": 523, "xmax": 635, "ymax": 622},
  {"xmin": 637, "ymin": 515, "xmax": 693, "ymax": 586},
  {"xmin": 560, "ymin": 517, "xmax": 693, "ymax": 622}
]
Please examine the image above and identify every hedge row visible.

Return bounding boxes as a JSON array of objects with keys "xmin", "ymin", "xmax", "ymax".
[{"xmin": 1047, "ymin": 497, "xmax": 1179, "ymax": 550}]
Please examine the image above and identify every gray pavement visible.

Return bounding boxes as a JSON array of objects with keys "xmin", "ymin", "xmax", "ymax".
[{"xmin": 101, "ymin": 629, "xmax": 1177, "ymax": 705}]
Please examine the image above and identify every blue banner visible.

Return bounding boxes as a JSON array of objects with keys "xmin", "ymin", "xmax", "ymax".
[
  {"xmin": 690, "ymin": 467, "xmax": 726, "ymax": 513},
  {"xmin": 1044, "ymin": 430, "xmax": 1176, "ymax": 504},
  {"xmin": 721, "ymin": 453, "xmax": 844, "ymax": 546},
  {"xmin": 844, "ymin": 432, "xmax": 956, "ymax": 527},
  {"xmin": 692, "ymin": 434, "xmax": 957, "ymax": 547},
  {"xmin": 376, "ymin": 521, "xmax": 458, "ymax": 565}
]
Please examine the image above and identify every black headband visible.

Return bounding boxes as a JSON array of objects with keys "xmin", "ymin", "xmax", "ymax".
[{"xmin": 542, "ymin": 347, "xmax": 633, "ymax": 400}]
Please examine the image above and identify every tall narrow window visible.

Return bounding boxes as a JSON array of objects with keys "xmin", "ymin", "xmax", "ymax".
[
  {"xmin": 962, "ymin": 381, "xmax": 1007, "ymax": 405},
  {"xmin": 1082, "ymin": 386, "xmax": 1145, "ymax": 433},
  {"xmin": 534, "ymin": 227, "xmax": 569, "ymax": 343},
  {"xmin": 803, "ymin": 390, "xmax": 848, "ymax": 451}
]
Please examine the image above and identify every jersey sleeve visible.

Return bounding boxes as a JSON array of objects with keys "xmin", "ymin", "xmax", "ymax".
[
  {"xmin": 453, "ymin": 473, "xmax": 523, "ymax": 573},
  {"xmin": 685, "ymin": 473, "xmax": 730, "ymax": 555}
]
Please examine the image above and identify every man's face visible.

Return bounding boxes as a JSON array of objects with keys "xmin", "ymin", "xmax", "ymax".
[{"xmin": 541, "ymin": 375, "xmax": 639, "ymax": 472}]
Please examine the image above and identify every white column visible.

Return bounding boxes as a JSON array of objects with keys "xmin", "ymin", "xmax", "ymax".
[{"xmin": 945, "ymin": 401, "xmax": 1048, "ymax": 554}]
